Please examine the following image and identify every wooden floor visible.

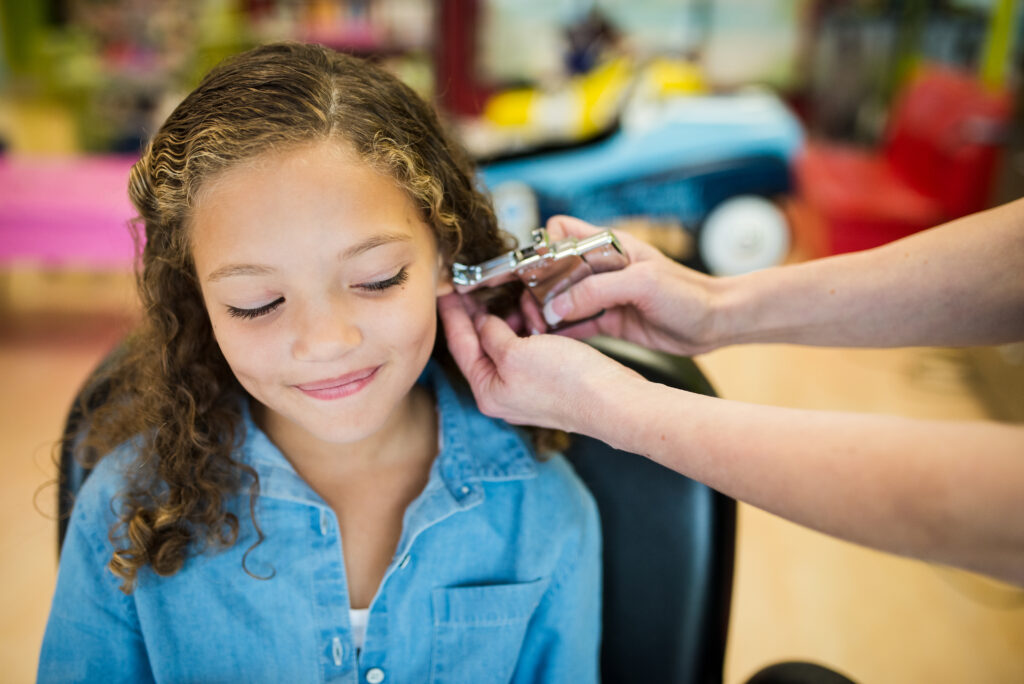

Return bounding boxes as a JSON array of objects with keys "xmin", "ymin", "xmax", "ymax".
[
  {"xmin": 701, "ymin": 343, "xmax": 1024, "ymax": 683},
  {"xmin": 2, "ymin": 270, "xmax": 1023, "ymax": 684}
]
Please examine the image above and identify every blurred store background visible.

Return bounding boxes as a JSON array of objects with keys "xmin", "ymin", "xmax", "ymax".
[
  {"xmin": 2, "ymin": 2, "xmax": 1023, "ymax": 683},
  {"xmin": 2, "ymin": 0, "xmax": 1022, "ymax": 271},
  {"xmin": 2, "ymin": 0, "xmax": 1023, "ymax": 271}
]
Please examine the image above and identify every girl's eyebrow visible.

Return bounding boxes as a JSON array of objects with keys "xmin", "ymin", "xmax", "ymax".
[
  {"xmin": 206, "ymin": 263, "xmax": 275, "ymax": 282},
  {"xmin": 206, "ymin": 233, "xmax": 413, "ymax": 282},
  {"xmin": 341, "ymin": 232, "xmax": 412, "ymax": 260}
]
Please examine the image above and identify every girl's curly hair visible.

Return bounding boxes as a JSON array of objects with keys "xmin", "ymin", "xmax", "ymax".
[{"xmin": 74, "ymin": 42, "xmax": 556, "ymax": 594}]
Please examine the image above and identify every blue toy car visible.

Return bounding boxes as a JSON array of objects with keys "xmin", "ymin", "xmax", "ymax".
[{"xmin": 478, "ymin": 92, "xmax": 804, "ymax": 275}]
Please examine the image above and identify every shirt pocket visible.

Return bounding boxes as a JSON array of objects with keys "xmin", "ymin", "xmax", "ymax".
[{"xmin": 430, "ymin": 577, "xmax": 550, "ymax": 683}]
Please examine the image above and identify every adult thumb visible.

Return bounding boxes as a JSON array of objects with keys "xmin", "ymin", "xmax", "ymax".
[
  {"xmin": 474, "ymin": 313, "xmax": 519, "ymax": 366},
  {"xmin": 542, "ymin": 268, "xmax": 640, "ymax": 327}
]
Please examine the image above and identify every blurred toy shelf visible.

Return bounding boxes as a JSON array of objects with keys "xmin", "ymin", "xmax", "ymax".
[
  {"xmin": 0, "ymin": 156, "xmax": 138, "ymax": 270},
  {"xmin": 1, "ymin": 0, "xmax": 1020, "ymax": 276},
  {"xmin": 0, "ymin": 0, "xmax": 438, "ymax": 154},
  {"xmin": 0, "ymin": 0, "xmax": 439, "ymax": 277}
]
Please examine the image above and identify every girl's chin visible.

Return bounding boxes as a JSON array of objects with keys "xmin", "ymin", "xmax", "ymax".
[
  {"xmin": 294, "ymin": 412, "xmax": 392, "ymax": 445},
  {"xmin": 254, "ymin": 399, "xmax": 393, "ymax": 448}
]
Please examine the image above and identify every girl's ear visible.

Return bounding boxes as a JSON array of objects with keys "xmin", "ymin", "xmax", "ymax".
[{"xmin": 435, "ymin": 253, "xmax": 454, "ymax": 296}]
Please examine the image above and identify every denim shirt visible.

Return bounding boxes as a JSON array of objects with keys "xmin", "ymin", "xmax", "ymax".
[{"xmin": 39, "ymin": 362, "xmax": 601, "ymax": 683}]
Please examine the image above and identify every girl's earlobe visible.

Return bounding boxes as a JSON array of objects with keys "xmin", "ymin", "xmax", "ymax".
[
  {"xmin": 436, "ymin": 255, "xmax": 454, "ymax": 296},
  {"xmin": 436, "ymin": 278, "xmax": 455, "ymax": 297}
]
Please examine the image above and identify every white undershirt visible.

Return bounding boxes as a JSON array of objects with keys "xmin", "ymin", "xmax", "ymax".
[{"xmin": 349, "ymin": 608, "xmax": 370, "ymax": 652}]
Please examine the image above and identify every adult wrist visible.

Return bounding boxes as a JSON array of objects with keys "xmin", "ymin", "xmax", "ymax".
[
  {"xmin": 573, "ymin": 365, "xmax": 654, "ymax": 451},
  {"xmin": 701, "ymin": 272, "xmax": 751, "ymax": 349},
  {"xmin": 706, "ymin": 268, "xmax": 778, "ymax": 348}
]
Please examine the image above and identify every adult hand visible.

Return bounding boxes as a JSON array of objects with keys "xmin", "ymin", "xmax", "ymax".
[
  {"xmin": 438, "ymin": 292, "xmax": 641, "ymax": 433},
  {"xmin": 531, "ymin": 215, "xmax": 725, "ymax": 356}
]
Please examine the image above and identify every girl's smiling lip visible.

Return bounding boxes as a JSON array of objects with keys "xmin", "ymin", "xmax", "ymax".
[{"xmin": 294, "ymin": 365, "xmax": 381, "ymax": 400}]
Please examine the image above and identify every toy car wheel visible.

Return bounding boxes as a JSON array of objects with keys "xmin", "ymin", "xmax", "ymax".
[{"xmin": 698, "ymin": 195, "xmax": 790, "ymax": 276}]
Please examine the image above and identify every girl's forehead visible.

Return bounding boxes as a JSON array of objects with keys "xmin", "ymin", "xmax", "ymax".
[
  {"xmin": 188, "ymin": 141, "xmax": 441, "ymax": 270},
  {"xmin": 193, "ymin": 140, "xmax": 418, "ymax": 226},
  {"xmin": 198, "ymin": 138, "xmax": 363, "ymax": 195}
]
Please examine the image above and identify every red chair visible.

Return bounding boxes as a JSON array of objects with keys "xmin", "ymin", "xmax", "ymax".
[{"xmin": 796, "ymin": 64, "xmax": 1012, "ymax": 254}]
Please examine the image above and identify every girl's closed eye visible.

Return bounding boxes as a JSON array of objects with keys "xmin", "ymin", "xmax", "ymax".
[
  {"xmin": 227, "ymin": 297, "xmax": 285, "ymax": 320},
  {"xmin": 224, "ymin": 267, "xmax": 409, "ymax": 319},
  {"xmin": 359, "ymin": 267, "xmax": 409, "ymax": 292}
]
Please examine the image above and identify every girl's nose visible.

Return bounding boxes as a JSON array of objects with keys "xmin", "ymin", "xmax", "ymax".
[{"xmin": 291, "ymin": 299, "xmax": 363, "ymax": 362}]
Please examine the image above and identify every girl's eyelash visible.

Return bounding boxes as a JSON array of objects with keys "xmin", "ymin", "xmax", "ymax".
[
  {"xmin": 227, "ymin": 297, "xmax": 285, "ymax": 320},
  {"xmin": 360, "ymin": 267, "xmax": 409, "ymax": 292},
  {"xmin": 225, "ymin": 268, "xmax": 406, "ymax": 319}
]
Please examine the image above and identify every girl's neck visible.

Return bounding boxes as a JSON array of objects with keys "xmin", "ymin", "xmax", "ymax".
[
  {"xmin": 253, "ymin": 386, "xmax": 439, "ymax": 612},
  {"xmin": 252, "ymin": 385, "xmax": 439, "ymax": 489}
]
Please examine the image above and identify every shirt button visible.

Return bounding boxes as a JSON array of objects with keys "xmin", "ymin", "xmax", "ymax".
[
  {"xmin": 366, "ymin": 667, "xmax": 385, "ymax": 683},
  {"xmin": 331, "ymin": 637, "xmax": 344, "ymax": 666},
  {"xmin": 459, "ymin": 485, "xmax": 470, "ymax": 496},
  {"xmin": 319, "ymin": 510, "xmax": 330, "ymax": 536}
]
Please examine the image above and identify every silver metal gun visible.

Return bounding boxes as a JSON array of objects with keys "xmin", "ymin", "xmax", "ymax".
[{"xmin": 452, "ymin": 228, "xmax": 628, "ymax": 329}]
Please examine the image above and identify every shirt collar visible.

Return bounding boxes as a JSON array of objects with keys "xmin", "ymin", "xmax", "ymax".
[
  {"xmin": 428, "ymin": 360, "xmax": 537, "ymax": 497},
  {"xmin": 239, "ymin": 359, "xmax": 537, "ymax": 507}
]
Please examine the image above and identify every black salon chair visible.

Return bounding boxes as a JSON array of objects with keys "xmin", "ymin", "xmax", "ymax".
[
  {"xmin": 566, "ymin": 338, "xmax": 855, "ymax": 684},
  {"xmin": 57, "ymin": 344, "xmax": 123, "ymax": 551},
  {"xmin": 57, "ymin": 339, "xmax": 852, "ymax": 684},
  {"xmin": 566, "ymin": 336, "xmax": 735, "ymax": 684}
]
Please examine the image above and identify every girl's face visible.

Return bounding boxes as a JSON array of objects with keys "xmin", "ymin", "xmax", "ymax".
[{"xmin": 191, "ymin": 141, "xmax": 452, "ymax": 447}]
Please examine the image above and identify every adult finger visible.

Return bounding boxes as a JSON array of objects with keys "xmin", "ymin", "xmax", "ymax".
[
  {"xmin": 503, "ymin": 308, "xmax": 527, "ymax": 336},
  {"xmin": 553, "ymin": 317, "xmax": 604, "ymax": 340},
  {"xmin": 546, "ymin": 214, "xmax": 657, "ymax": 266},
  {"xmin": 474, "ymin": 313, "xmax": 521, "ymax": 369},
  {"xmin": 545, "ymin": 214, "xmax": 604, "ymax": 241},
  {"xmin": 460, "ymin": 292, "xmax": 487, "ymax": 319},
  {"xmin": 541, "ymin": 266, "xmax": 646, "ymax": 328},
  {"xmin": 437, "ymin": 293, "xmax": 495, "ymax": 386},
  {"xmin": 519, "ymin": 290, "xmax": 547, "ymax": 335}
]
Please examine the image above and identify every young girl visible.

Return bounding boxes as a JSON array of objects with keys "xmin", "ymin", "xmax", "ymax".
[{"xmin": 40, "ymin": 42, "xmax": 600, "ymax": 683}]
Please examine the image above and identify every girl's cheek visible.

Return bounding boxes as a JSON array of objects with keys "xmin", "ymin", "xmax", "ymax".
[
  {"xmin": 379, "ymin": 292, "xmax": 435, "ymax": 333},
  {"xmin": 215, "ymin": 319, "xmax": 281, "ymax": 364}
]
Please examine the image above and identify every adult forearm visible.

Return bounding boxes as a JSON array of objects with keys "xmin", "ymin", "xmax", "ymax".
[
  {"xmin": 584, "ymin": 374, "xmax": 1024, "ymax": 585},
  {"xmin": 713, "ymin": 198, "xmax": 1024, "ymax": 348}
]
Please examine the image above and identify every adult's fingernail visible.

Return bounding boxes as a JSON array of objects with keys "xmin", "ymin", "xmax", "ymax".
[{"xmin": 543, "ymin": 294, "xmax": 569, "ymax": 326}]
